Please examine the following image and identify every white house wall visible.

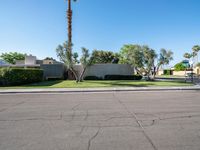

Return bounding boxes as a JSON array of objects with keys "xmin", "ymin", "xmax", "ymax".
[{"xmin": 82, "ymin": 64, "xmax": 134, "ymax": 78}]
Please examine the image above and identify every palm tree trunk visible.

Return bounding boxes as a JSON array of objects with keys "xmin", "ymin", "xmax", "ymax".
[{"xmin": 67, "ymin": 0, "xmax": 72, "ymax": 61}]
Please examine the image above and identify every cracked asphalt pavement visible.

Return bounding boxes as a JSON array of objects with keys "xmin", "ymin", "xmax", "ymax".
[{"xmin": 0, "ymin": 91, "xmax": 200, "ymax": 150}]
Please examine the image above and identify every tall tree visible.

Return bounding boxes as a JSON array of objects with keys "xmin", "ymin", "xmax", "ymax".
[
  {"xmin": 183, "ymin": 53, "xmax": 192, "ymax": 60},
  {"xmin": 0, "ymin": 52, "xmax": 26, "ymax": 64},
  {"xmin": 192, "ymin": 45, "xmax": 200, "ymax": 64},
  {"xmin": 66, "ymin": 0, "xmax": 77, "ymax": 60},
  {"xmin": 119, "ymin": 44, "xmax": 144, "ymax": 75},
  {"xmin": 91, "ymin": 50, "xmax": 118, "ymax": 64},
  {"xmin": 157, "ymin": 48, "xmax": 173, "ymax": 70},
  {"xmin": 143, "ymin": 46, "xmax": 157, "ymax": 79},
  {"xmin": 119, "ymin": 44, "xmax": 157, "ymax": 79},
  {"xmin": 56, "ymin": 41, "xmax": 79, "ymax": 82}
]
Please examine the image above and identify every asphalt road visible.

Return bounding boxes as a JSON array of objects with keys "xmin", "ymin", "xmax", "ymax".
[{"xmin": 0, "ymin": 91, "xmax": 200, "ymax": 150}]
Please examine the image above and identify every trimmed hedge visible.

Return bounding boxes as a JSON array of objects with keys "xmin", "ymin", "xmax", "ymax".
[
  {"xmin": 84, "ymin": 76, "xmax": 103, "ymax": 80},
  {"xmin": 163, "ymin": 69, "xmax": 172, "ymax": 75},
  {"xmin": 104, "ymin": 75, "xmax": 142, "ymax": 80},
  {"xmin": 0, "ymin": 68, "xmax": 43, "ymax": 86}
]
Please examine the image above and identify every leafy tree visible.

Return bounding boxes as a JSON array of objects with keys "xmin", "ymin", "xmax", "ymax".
[
  {"xmin": 119, "ymin": 44, "xmax": 142, "ymax": 65},
  {"xmin": 44, "ymin": 57, "xmax": 56, "ymax": 61},
  {"xmin": 91, "ymin": 50, "xmax": 118, "ymax": 64},
  {"xmin": 174, "ymin": 62, "xmax": 187, "ymax": 71},
  {"xmin": 73, "ymin": 52, "xmax": 79, "ymax": 64},
  {"xmin": 56, "ymin": 41, "xmax": 79, "ymax": 82},
  {"xmin": 119, "ymin": 44, "xmax": 157, "ymax": 79},
  {"xmin": 79, "ymin": 47, "xmax": 93, "ymax": 81},
  {"xmin": 143, "ymin": 46, "xmax": 157, "ymax": 79},
  {"xmin": 0, "ymin": 52, "xmax": 26, "ymax": 64}
]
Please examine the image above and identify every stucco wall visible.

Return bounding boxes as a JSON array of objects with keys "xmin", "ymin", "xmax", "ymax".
[
  {"xmin": 194, "ymin": 67, "xmax": 200, "ymax": 75},
  {"xmin": 83, "ymin": 64, "xmax": 134, "ymax": 78},
  {"xmin": 40, "ymin": 64, "xmax": 65, "ymax": 79},
  {"xmin": 157, "ymin": 70, "xmax": 164, "ymax": 75},
  {"xmin": 25, "ymin": 55, "xmax": 36, "ymax": 65},
  {"xmin": 172, "ymin": 71, "xmax": 192, "ymax": 76}
]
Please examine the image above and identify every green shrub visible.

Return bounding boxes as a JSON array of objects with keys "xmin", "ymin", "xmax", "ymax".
[
  {"xmin": 0, "ymin": 75, "xmax": 3, "ymax": 86},
  {"xmin": 84, "ymin": 76, "xmax": 103, "ymax": 80},
  {"xmin": 104, "ymin": 75, "xmax": 142, "ymax": 80},
  {"xmin": 163, "ymin": 69, "xmax": 172, "ymax": 75},
  {"xmin": 174, "ymin": 63, "xmax": 187, "ymax": 71},
  {"xmin": 0, "ymin": 68, "xmax": 43, "ymax": 86}
]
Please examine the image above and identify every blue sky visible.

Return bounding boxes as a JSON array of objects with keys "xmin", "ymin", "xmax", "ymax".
[{"xmin": 0, "ymin": 0, "xmax": 200, "ymax": 66}]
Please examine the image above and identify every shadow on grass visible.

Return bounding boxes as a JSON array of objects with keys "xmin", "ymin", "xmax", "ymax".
[
  {"xmin": 0, "ymin": 80, "xmax": 191, "ymax": 89},
  {"xmin": 23, "ymin": 80, "xmax": 63, "ymax": 87},
  {"xmin": 86, "ymin": 80, "xmax": 153, "ymax": 87}
]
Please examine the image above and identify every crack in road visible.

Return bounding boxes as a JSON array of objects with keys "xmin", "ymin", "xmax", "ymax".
[
  {"xmin": 0, "ymin": 101, "xmax": 25, "ymax": 113},
  {"xmin": 76, "ymin": 126, "xmax": 85, "ymax": 136},
  {"xmin": 103, "ymin": 116, "xmax": 133, "ymax": 122},
  {"xmin": 113, "ymin": 92, "xmax": 158, "ymax": 150},
  {"xmin": 139, "ymin": 119, "xmax": 157, "ymax": 127},
  {"xmin": 0, "ymin": 108, "xmax": 7, "ymax": 112},
  {"xmin": 0, "ymin": 117, "xmax": 62, "ymax": 122},
  {"xmin": 79, "ymin": 125, "xmax": 138, "ymax": 128},
  {"xmin": 84, "ymin": 110, "xmax": 89, "ymax": 121},
  {"xmin": 69, "ymin": 103, "xmax": 81, "ymax": 122},
  {"xmin": 158, "ymin": 114, "xmax": 200, "ymax": 121},
  {"xmin": 59, "ymin": 112, "xmax": 63, "ymax": 120},
  {"xmin": 87, "ymin": 127, "xmax": 101, "ymax": 150}
]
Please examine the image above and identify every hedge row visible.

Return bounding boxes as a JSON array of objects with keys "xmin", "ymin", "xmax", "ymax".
[
  {"xmin": 104, "ymin": 75, "xmax": 142, "ymax": 80},
  {"xmin": 84, "ymin": 76, "xmax": 103, "ymax": 80},
  {"xmin": 163, "ymin": 69, "xmax": 172, "ymax": 75},
  {"xmin": 0, "ymin": 68, "xmax": 43, "ymax": 86},
  {"xmin": 84, "ymin": 75, "xmax": 142, "ymax": 80}
]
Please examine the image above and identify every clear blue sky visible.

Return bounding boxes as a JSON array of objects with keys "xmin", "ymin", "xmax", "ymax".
[{"xmin": 0, "ymin": 0, "xmax": 200, "ymax": 66}]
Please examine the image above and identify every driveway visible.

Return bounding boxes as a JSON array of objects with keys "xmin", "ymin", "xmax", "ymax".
[{"xmin": 0, "ymin": 91, "xmax": 200, "ymax": 150}]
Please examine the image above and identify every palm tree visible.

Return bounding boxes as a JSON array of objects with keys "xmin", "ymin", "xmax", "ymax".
[
  {"xmin": 183, "ymin": 53, "xmax": 192, "ymax": 60},
  {"xmin": 66, "ymin": 0, "xmax": 77, "ymax": 60},
  {"xmin": 192, "ymin": 45, "xmax": 200, "ymax": 64},
  {"xmin": 157, "ymin": 48, "xmax": 173, "ymax": 70}
]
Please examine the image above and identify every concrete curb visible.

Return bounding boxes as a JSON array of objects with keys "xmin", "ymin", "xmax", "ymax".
[{"xmin": 0, "ymin": 86, "xmax": 200, "ymax": 94}]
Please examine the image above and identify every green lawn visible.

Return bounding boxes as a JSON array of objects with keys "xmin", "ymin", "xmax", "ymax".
[
  {"xmin": 0, "ymin": 80, "xmax": 193, "ymax": 89},
  {"xmin": 156, "ymin": 75, "xmax": 185, "ymax": 78}
]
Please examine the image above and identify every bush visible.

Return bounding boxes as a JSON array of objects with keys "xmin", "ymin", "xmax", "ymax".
[
  {"xmin": 163, "ymin": 69, "xmax": 172, "ymax": 75},
  {"xmin": 174, "ymin": 63, "xmax": 187, "ymax": 71},
  {"xmin": 84, "ymin": 76, "xmax": 103, "ymax": 80},
  {"xmin": 0, "ymin": 76, "xmax": 3, "ymax": 86},
  {"xmin": 0, "ymin": 68, "xmax": 43, "ymax": 86},
  {"xmin": 104, "ymin": 75, "xmax": 142, "ymax": 80}
]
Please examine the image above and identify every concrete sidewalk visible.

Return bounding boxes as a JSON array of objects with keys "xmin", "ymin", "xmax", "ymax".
[{"xmin": 0, "ymin": 86, "xmax": 200, "ymax": 94}]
